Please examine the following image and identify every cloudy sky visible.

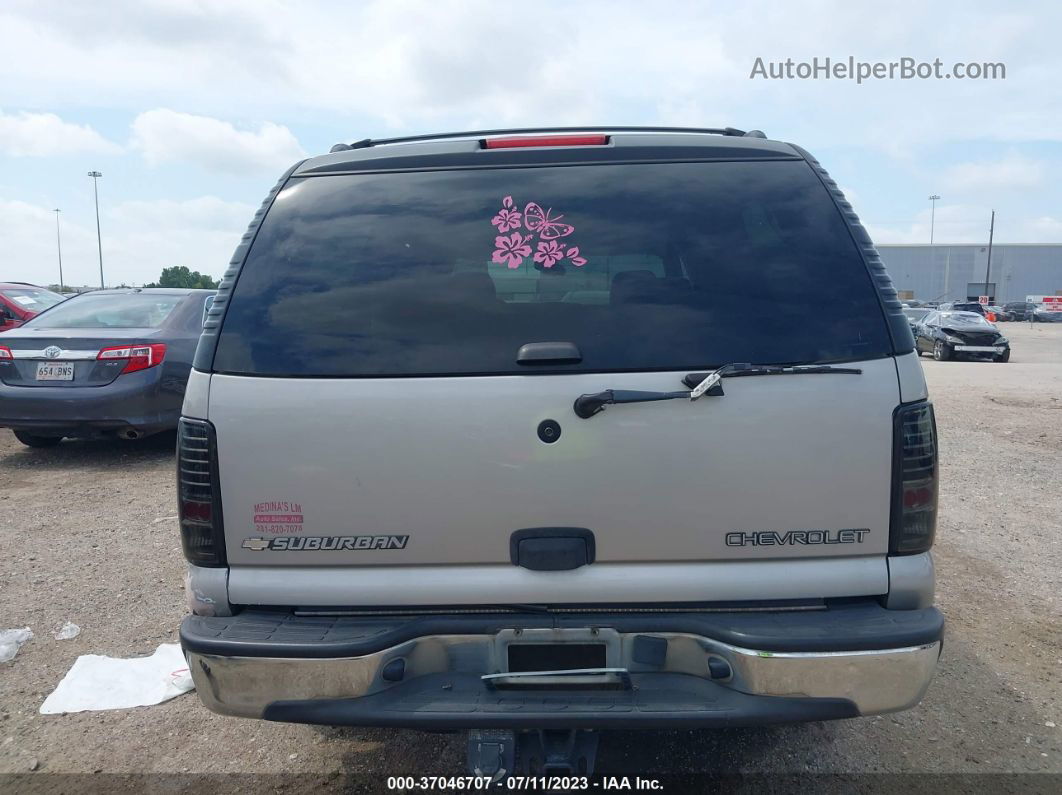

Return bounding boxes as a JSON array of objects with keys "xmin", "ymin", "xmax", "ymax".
[{"xmin": 2, "ymin": 0, "xmax": 1060, "ymax": 287}]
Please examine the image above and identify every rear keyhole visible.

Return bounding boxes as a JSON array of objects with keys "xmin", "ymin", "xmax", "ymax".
[{"xmin": 537, "ymin": 419, "xmax": 561, "ymax": 444}]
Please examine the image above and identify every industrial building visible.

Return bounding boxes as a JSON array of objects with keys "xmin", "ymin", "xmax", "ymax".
[{"xmin": 876, "ymin": 244, "xmax": 1062, "ymax": 304}]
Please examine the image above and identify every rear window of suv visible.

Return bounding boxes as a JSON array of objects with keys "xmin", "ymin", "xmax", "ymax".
[{"xmin": 213, "ymin": 160, "xmax": 890, "ymax": 377}]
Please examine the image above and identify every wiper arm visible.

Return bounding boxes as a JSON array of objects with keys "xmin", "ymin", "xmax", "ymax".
[
  {"xmin": 573, "ymin": 365, "xmax": 735, "ymax": 419},
  {"xmin": 574, "ymin": 363, "xmax": 863, "ymax": 419},
  {"xmin": 572, "ymin": 388, "xmax": 695, "ymax": 419},
  {"xmin": 681, "ymin": 363, "xmax": 863, "ymax": 389}
]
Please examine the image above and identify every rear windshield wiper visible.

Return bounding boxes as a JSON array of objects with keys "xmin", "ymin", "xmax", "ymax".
[
  {"xmin": 680, "ymin": 363, "xmax": 863, "ymax": 388},
  {"xmin": 573, "ymin": 363, "xmax": 862, "ymax": 419}
]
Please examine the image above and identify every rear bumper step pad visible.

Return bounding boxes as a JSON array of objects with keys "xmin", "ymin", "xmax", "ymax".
[
  {"xmin": 261, "ymin": 672, "xmax": 859, "ymax": 729},
  {"xmin": 181, "ymin": 601, "xmax": 944, "ymax": 657}
]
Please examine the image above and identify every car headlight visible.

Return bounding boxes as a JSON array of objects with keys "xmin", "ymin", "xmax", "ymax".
[
  {"xmin": 996, "ymin": 337, "xmax": 1009, "ymax": 345},
  {"xmin": 945, "ymin": 335, "xmax": 964, "ymax": 344}
]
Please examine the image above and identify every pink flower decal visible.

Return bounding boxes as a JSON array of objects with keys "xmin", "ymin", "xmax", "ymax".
[
  {"xmin": 492, "ymin": 231, "xmax": 532, "ymax": 269},
  {"xmin": 488, "ymin": 196, "xmax": 587, "ymax": 270},
  {"xmin": 491, "ymin": 196, "xmax": 522, "ymax": 233},
  {"xmin": 534, "ymin": 240, "xmax": 566, "ymax": 268}
]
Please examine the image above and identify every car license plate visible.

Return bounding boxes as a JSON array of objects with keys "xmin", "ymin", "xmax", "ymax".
[{"xmin": 35, "ymin": 362, "xmax": 75, "ymax": 381}]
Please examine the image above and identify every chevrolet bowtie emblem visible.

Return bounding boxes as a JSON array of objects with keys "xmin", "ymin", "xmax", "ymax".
[{"xmin": 241, "ymin": 538, "xmax": 270, "ymax": 551}]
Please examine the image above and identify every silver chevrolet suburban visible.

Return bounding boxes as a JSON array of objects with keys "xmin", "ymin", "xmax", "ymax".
[{"xmin": 178, "ymin": 127, "xmax": 942, "ymax": 777}]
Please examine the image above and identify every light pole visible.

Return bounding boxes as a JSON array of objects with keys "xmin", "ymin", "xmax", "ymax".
[
  {"xmin": 929, "ymin": 194, "xmax": 942, "ymax": 300},
  {"xmin": 53, "ymin": 208, "xmax": 65, "ymax": 292},
  {"xmin": 984, "ymin": 210, "xmax": 995, "ymax": 301},
  {"xmin": 88, "ymin": 171, "xmax": 104, "ymax": 288}
]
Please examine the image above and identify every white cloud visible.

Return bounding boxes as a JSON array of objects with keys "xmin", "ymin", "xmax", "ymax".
[
  {"xmin": 0, "ymin": 195, "xmax": 254, "ymax": 288},
  {"xmin": 867, "ymin": 204, "xmax": 1062, "ymax": 244},
  {"xmin": 942, "ymin": 153, "xmax": 1045, "ymax": 193},
  {"xmin": 3, "ymin": 1, "xmax": 1060, "ymax": 150},
  {"xmin": 866, "ymin": 203, "xmax": 996, "ymax": 245},
  {"xmin": 130, "ymin": 109, "xmax": 306, "ymax": 174},
  {"xmin": 1, "ymin": 0, "xmax": 1061, "ymax": 268},
  {"xmin": 0, "ymin": 109, "xmax": 120, "ymax": 156},
  {"xmin": 1017, "ymin": 215, "xmax": 1062, "ymax": 241}
]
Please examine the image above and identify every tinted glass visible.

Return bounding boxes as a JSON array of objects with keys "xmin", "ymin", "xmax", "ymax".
[
  {"xmin": 1, "ymin": 287, "xmax": 65, "ymax": 312},
  {"xmin": 939, "ymin": 312, "xmax": 992, "ymax": 327},
  {"xmin": 214, "ymin": 161, "xmax": 890, "ymax": 376},
  {"xmin": 29, "ymin": 293, "xmax": 183, "ymax": 329}
]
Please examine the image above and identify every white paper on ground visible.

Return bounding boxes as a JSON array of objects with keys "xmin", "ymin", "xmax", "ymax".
[
  {"xmin": 0, "ymin": 628, "xmax": 33, "ymax": 663},
  {"xmin": 54, "ymin": 621, "xmax": 81, "ymax": 640},
  {"xmin": 39, "ymin": 643, "xmax": 194, "ymax": 714}
]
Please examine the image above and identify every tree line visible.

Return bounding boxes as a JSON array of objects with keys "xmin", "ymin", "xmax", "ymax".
[{"xmin": 143, "ymin": 266, "xmax": 219, "ymax": 289}]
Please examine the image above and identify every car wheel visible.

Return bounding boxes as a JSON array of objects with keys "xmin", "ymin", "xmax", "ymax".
[
  {"xmin": 933, "ymin": 340, "xmax": 952, "ymax": 361},
  {"xmin": 994, "ymin": 349, "xmax": 1011, "ymax": 363},
  {"xmin": 13, "ymin": 431, "xmax": 63, "ymax": 448}
]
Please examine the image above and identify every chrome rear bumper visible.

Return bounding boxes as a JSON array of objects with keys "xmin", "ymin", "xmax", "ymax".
[{"xmin": 185, "ymin": 628, "xmax": 941, "ymax": 726}]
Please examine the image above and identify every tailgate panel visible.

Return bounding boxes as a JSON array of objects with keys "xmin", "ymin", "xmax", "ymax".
[
  {"xmin": 211, "ymin": 357, "xmax": 898, "ymax": 569},
  {"xmin": 226, "ymin": 557, "xmax": 889, "ymax": 606}
]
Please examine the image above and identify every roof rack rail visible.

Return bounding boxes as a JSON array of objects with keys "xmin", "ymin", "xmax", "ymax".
[{"xmin": 328, "ymin": 126, "xmax": 768, "ymax": 153}]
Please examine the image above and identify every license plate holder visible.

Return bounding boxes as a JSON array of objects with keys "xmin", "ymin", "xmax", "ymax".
[{"xmin": 35, "ymin": 361, "xmax": 75, "ymax": 381}]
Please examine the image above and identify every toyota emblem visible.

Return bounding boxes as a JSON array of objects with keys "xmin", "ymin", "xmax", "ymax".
[{"xmin": 43, "ymin": 346, "xmax": 62, "ymax": 359}]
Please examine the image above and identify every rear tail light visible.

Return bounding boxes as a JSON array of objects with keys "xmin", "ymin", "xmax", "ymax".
[
  {"xmin": 97, "ymin": 343, "xmax": 166, "ymax": 374},
  {"xmin": 177, "ymin": 418, "xmax": 226, "ymax": 566},
  {"xmin": 0, "ymin": 346, "xmax": 11, "ymax": 360},
  {"xmin": 890, "ymin": 402, "xmax": 938, "ymax": 554},
  {"xmin": 482, "ymin": 134, "xmax": 609, "ymax": 149}
]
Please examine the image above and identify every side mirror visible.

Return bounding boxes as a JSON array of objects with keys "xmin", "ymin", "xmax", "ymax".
[{"xmin": 202, "ymin": 295, "xmax": 216, "ymax": 327}]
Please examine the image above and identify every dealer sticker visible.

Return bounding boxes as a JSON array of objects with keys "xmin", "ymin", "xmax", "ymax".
[{"xmin": 253, "ymin": 500, "xmax": 303, "ymax": 534}]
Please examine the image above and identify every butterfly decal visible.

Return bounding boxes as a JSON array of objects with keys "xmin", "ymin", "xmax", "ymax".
[{"xmin": 523, "ymin": 202, "xmax": 575, "ymax": 240}]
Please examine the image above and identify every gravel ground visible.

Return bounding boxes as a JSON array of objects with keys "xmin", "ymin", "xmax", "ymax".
[{"xmin": 0, "ymin": 322, "xmax": 1060, "ymax": 790}]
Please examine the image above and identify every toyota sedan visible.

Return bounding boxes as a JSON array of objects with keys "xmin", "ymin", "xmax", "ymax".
[{"xmin": 0, "ymin": 288, "xmax": 214, "ymax": 446}]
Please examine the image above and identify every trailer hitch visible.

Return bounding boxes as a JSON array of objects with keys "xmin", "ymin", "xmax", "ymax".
[{"xmin": 467, "ymin": 729, "xmax": 600, "ymax": 781}]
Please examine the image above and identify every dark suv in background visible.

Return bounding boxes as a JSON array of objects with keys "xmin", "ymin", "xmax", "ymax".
[{"xmin": 1003, "ymin": 302, "xmax": 1037, "ymax": 321}]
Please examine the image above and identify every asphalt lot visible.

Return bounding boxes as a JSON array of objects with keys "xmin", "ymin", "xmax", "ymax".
[{"xmin": 0, "ymin": 321, "xmax": 1060, "ymax": 790}]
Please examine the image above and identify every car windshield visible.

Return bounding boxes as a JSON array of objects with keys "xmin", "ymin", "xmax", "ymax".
[
  {"xmin": 28, "ymin": 292, "xmax": 183, "ymax": 329},
  {"xmin": 1, "ymin": 287, "xmax": 65, "ymax": 312},
  {"xmin": 939, "ymin": 312, "xmax": 991, "ymax": 326},
  {"xmin": 215, "ymin": 160, "xmax": 892, "ymax": 377}
]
